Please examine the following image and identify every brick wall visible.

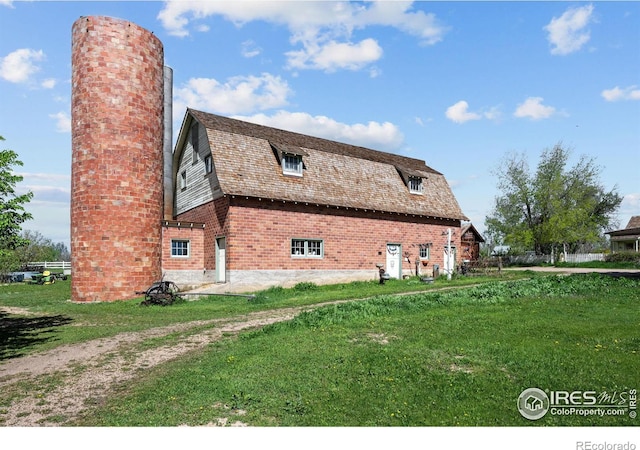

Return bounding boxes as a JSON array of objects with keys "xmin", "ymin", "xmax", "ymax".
[
  {"xmin": 176, "ymin": 196, "xmax": 461, "ymax": 280},
  {"xmin": 161, "ymin": 224, "xmax": 205, "ymax": 271},
  {"xmin": 175, "ymin": 195, "xmax": 230, "ymax": 269}
]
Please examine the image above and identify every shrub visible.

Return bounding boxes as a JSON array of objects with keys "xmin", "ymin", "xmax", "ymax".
[
  {"xmin": 605, "ymin": 251, "xmax": 640, "ymax": 264},
  {"xmin": 293, "ymin": 282, "xmax": 318, "ymax": 291}
]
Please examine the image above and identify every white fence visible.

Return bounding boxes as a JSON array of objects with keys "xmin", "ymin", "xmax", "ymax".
[
  {"xmin": 26, "ymin": 261, "xmax": 72, "ymax": 274},
  {"xmin": 561, "ymin": 253, "xmax": 605, "ymax": 263}
]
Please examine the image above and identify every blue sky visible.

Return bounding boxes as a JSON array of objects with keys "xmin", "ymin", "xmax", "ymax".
[{"xmin": 1, "ymin": 1, "xmax": 639, "ymax": 250}]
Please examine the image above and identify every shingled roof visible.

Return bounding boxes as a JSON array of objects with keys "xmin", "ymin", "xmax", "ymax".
[
  {"xmin": 626, "ymin": 216, "xmax": 640, "ymax": 229},
  {"xmin": 606, "ymin": 215, "xmax": 640, "ymax": 238},
  {"xmin": 185, "ymin": 108, "xmax": 468, "ymax": 221}
]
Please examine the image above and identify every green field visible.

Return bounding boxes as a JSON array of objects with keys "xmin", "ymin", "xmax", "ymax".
[{"xmin": 1, "ymin": 272, "xmax": 638, "ymax": 426}]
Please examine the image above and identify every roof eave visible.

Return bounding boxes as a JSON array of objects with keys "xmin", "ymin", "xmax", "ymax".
[{"xmin": 225, "ymin": 194, "xmax": 467, "ymax": 223}]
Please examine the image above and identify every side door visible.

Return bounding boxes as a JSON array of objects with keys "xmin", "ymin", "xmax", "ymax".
[
  {"xmin": 386, "ymin": 243, "xmax": 402, "ymax": 279},
  {"xmin": 215, "ymin": 237, "xmax": 226, "ymax": 283}
]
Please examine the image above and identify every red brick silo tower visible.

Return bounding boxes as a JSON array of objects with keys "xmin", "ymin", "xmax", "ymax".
[{"xmin": 71, "ymin": 16, "xmax": 164, "ymax": 302}]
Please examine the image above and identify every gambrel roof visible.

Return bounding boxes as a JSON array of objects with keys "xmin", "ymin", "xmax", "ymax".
[{"xmin": 176, "ymin": 108, "xmax": 468, "ymax": 221}]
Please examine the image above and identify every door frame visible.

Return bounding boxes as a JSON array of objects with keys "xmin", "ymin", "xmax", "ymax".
[
  {"xmin": 443, "ymin": 245, "xmax": 457, "ymax": 277},
  {"xmin": 215, "ymin": 236, "xmax": 226, "ymax": 283},
  {"xmin": 386, "ymin": 243, "xmax": 402, "ymax": 279}
]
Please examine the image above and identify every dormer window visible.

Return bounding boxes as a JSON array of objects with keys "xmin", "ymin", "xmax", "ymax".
[
  {"xmin": 396, "ymin": 166, "xmax": 428, "ymax": 195},
  {"xmin": 409, "ymin": 176, "xmax": 423, "ymax": 194},
  {"xmin": 282, "ymin": 153, "xmax": 303, "ymax": 175},
  {"xmin": 271, "ymin": 142, "xmax": 308, "ymax": 177}
]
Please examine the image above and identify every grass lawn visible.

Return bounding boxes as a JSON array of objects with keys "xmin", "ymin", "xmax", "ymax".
[
  {"xmin": 0, "ymin": 272, "xmax": 526, "ymax": 359},
  {"xmin": 58, "ymin": 273, "xmax": 639, "ymax": 427}
]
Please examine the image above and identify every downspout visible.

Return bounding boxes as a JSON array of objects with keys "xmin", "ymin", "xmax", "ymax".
[{"xmin": 163, "ymin": 65, "xmax": 173, "ymax": 220}]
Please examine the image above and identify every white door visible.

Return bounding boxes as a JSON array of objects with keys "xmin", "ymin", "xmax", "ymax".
[
  {"xmin": 386, "ymin": 243, "xmax": 402, "ymax": 279},
  {"xmin": 216, "ymin": 237, "xmax": 226, "ymax": 283},
  {"xmin": 443, "ymin": 246, "xmax": 456, "ymax": 276}
]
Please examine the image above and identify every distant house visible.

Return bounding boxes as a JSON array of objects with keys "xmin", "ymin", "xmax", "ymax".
[
  {"xmin": 460, "ymin": 223, "xmax": 485, "ymax": 261},
  {"xmin": 162, "ymin": 109, "xmax": 468, "ymax": 289},
  {"xmin": 606, "ymin": 216, "xmax": 640, "ymax": 253},
  {"xmin": 491, "ymin": 245, "xmax": 511, "ymax": 256}
]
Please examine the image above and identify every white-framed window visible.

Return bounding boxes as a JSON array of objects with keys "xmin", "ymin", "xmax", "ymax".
[
  {"xmin": 419, "ymin": 243, "xmax": 430, "ymax": 260},
  {"xmin": 282, "ymin": 154, "xmax": 303, "ymax": 176},
  {"xmin": 409, "ymin": 176, "xmax": 423, "ymax": 194},
  {"xmin": 204, "ymin": 155, "xmax": 213, "ymax": 174},
  {"xmin": 180, "ymin": 170, "xmax": 187, "ymax": 190},
  {"xmin": 291, "ymin": 239, "xmax": 323, "ymax": 258},
  {"xmin": 171, "ymin": 239, "xmax": 190, "ymax": 257}
]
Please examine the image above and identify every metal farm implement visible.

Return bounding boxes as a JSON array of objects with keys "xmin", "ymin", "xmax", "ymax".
[
  {"xmin": 136, "ymin": 279, "xmax": 258, "ymax": 306},
  {"xmin": 136, "ymin": 280, "xmax": 182, "ymax": 306}
]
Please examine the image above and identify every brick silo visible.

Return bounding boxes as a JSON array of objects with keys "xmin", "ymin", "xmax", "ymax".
[{"xmin": 71, "ymin": 16, "xmax": 164, "ymax": 302}]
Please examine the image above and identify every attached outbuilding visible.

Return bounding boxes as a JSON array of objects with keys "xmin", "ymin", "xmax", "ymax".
[
  {"xmin": 162, "ymin": 109, "xmax": 469, "ymax": 289},
  {"xmin": 460, "ymin": 223, "xmax": 485, "ymax": 262}
]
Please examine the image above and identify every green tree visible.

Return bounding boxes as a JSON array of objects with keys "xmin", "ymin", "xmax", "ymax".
[
  {"xmin": 485, "ymin": 143, "xmax": 621, "ymax": 256},
  {"xmin": 0, "ymin": 135, "xmax": 33, "ymax": 274},
  {"xmin": 14, "ymin": 230, "xmax": 70, "ymax": 264}
]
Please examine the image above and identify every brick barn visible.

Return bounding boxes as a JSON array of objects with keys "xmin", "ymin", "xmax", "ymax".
[{"xmin": 162, "ymin": 109, "xmax": 469, "ymax": 289}]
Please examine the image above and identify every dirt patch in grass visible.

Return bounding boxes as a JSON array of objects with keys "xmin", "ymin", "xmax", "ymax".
[{"xmin": 0, "ymin": 306, "xmax": 309, "ymax": 426}]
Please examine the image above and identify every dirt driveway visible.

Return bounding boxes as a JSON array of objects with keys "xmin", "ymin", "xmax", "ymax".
[{"xmin": 0, "ymin": 305, "xmax": 317, "ymax": 426}]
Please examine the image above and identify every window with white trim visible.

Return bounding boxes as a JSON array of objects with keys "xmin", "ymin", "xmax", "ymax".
[
  {"xmin": 291, "ymin": 239, "xmax": 323, "ymax": 258},
  {"xmin": 282, "ymin": 154, "xmax": 303, "ymax": 176},
  {"xmin": 171, "ymin": 239, "xmax": 190, "ymax": 257},
  {"xmin": 180, "ymin": 170, "xmax": 187, "ymax": 190},
  {"xmin": 204, "ymin": 155, "xmax": 213, "ymax": 174},
  {"xmin": 419, "ymin": 244, "xmax": 430, "ymax": 260},
  {"xmin": 409, "ymin": 176, "xmax": 423, "ymax": 194}
]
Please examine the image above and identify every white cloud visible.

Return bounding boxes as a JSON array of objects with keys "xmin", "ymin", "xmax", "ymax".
[
  {"xmin": 173, "ymin": 73, "xmax": 292, "ymax": 117},
  {"xmin": 16, "ymin": 174, "xmax": 71, "ymax": 204},
  {"xmin": 513, "ymin": 97, "xmax": 556, "ymax": 120},
  {"xmin": 601, "ymin": 85, "xmax": 640, "ymax": 102},
  {"xmin": 350, "ymin": 1, "xmax": 447, "ymax": 46},
  {"xmin": 16, "ymin": 172, "xmax": 71, "ymax": 183},
  {"xmin": 483, "ymin": 106, "xmax": 502, "ymax": 121},
  {"xmin": 544, "ymin": 4, "xmax": 595, "ymax": 55},
  {"xmin": 0, "ymin": 48, "xmax": 45, "ymax": 83},
  {"xmin": 49, "ymin": 111, "xmax": 71, "ymax": 133},
  {"xmin": 23, "ymin": 185, "xmax": 70, "ymax": 204},
  {"xmin": 286, "ymin": 38, "xmax": 383, "ymax": 72},
  {"xmin": 0, "ymin": 0, "xmax": 14, "ymax": 8},
  {"xmin": 445, "ymin": 101, "xmax": 481, "ymax": 124},
  {"xmin": 621, "ymin": 193, "xmax": 640, "ymax": 210},
  {"xmin": 445, "ymin": 101, "xmax": 500, "ymax": 124},
  {"xmin": 158, "ymin": 1, "xmax": 447, "ymax": 72},
  {"xmin": 241, "ymin": 40, "xmax": 261, "ymax": 58},
  {"xmin": 41, "ymin": 78, "xmax": 56, "ymax": 89},
  {"xmin": 235, "ymin": 110, "xmax": 404, "ymax": 152}
]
